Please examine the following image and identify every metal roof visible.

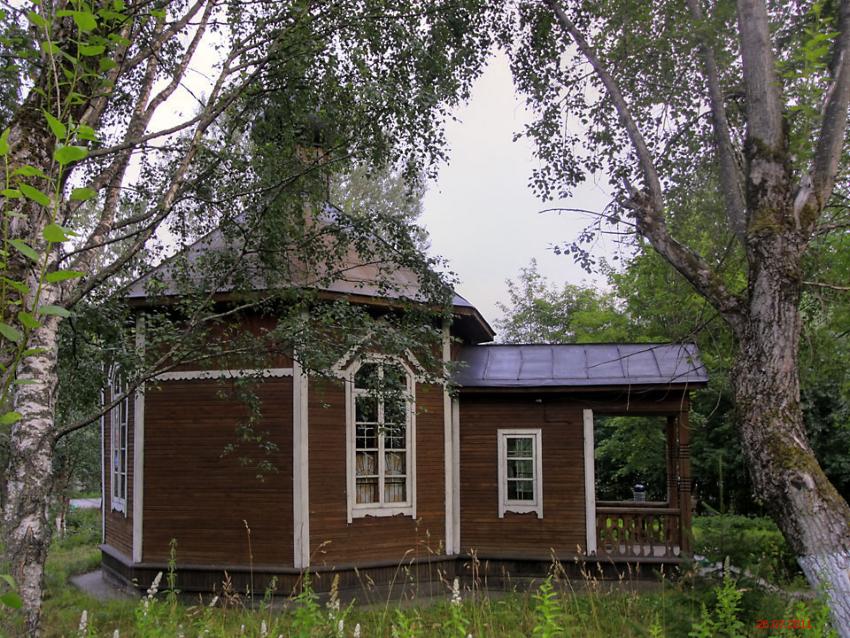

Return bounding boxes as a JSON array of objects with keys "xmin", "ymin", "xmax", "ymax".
[{"xmin": 454, "ymin": 343, "xmax": 708, "ymax": 388}]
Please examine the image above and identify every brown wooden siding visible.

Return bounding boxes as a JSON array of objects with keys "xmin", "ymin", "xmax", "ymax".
[
  {"xmin": 104, "ymin": 389, "xmax": 133, "ymax": 557},
  {"xmin": 308, "ymin": 377, "xmax": 446, "ymax": 565},
  {"xmin": 142, "ymin": 377, "xmax": 294, "ymax": 566},
  {"xmin": 459, "ymin": 394, "xmax": 587, "ymax": 556},
  {"xmin": 166, "ymin": 316, "xmax": 293, "ymax": 372}
]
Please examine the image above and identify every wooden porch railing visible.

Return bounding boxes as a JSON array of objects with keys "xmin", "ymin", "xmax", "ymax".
[{"xmin": 595, "ymin": 502, "xmax": 682, "ymax": 559}]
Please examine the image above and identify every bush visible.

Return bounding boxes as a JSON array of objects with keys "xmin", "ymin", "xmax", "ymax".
[{"xmin": 693, "ymin": 514, "xmax": 800, "ymax": 583}]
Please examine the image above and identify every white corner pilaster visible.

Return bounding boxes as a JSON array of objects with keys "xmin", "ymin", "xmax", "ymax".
[
  {"xmin": 132, "ymin": 315, "xmax": 146, "ymax": 563},
  {"xmin": 451, "ymin": 397, "xmax": 461, "ymax": 554},
  {"xmin": 100, "ymin": 389, "xmax": 106, "ymax": 544},
  {"xmin": 442, "ymin": 322, "xmax": 455, "ymax": 555},
  {"xmin": 293, "ymin": 358, "xmax": 310, "ymax": 569},
  {"xmin": 583, "ymin": 408, "xmax": 597, "ymax": 556}
]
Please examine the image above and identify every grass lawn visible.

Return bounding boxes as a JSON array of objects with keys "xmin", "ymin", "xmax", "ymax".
[{"xmin": 1, "ymin": 509, "xmax": 837, "ymax": 637}]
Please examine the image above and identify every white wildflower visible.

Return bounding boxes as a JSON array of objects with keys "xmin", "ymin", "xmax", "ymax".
[
  {"xmin": 147, "ymin": 571, "xmax": 163, "ymax": 599},
  {"xmin": 451, "ymin": 577, "xmax": 462, "ymax": 606},
  {"xmin": 240, "ymin": 624, "xmax": 245, "ymax": 634},
  {"xmin": 77, "ymin": 610, "xmax": 88, "ymax": 635},
  {"xmin": 354, "ymin": 623, "xmax": 361, "ymax": 638},
  {"xmin": 337, "ymin": 619, "xmax": 345, "ymax": 636},
  {"xmin": 112, "ymin": 630, "xmax": 119, "ymax": 638},
  {"xmin": 260, "ymin": 620, "xmax": 268, "ymax": 637}
]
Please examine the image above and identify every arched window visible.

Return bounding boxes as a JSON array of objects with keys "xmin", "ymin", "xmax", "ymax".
[
  {"xmin": 110, "ymin": 369, "xmax": 128, "ymax": 514},
  {"xmin": 347, "ymin": 358, "xmax": 415, "ymax": 520}
]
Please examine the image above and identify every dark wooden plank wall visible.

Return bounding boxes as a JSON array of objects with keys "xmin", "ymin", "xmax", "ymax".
[
  {"xmin": 308, "ymin": 378, "xmax": 447, "ymax": 565},
  {"xmin": 458, "ymin": 394, "xmax": 587, "ymax": 557},
  {"xmin": 142, "ymin": 377, "xmax": 294, "ymax": 566},
  {"xmin": 104, "ymin": 390, "xmax": 133, "ymax": 557},
  {"xmin": 166, "ymin": 316, "xmax": 293, "ymax": 372}
]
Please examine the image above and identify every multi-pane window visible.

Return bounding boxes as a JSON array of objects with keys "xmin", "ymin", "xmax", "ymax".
[
  {"xmin": 497, "ymin": 429, "xmax": 542, "ymax": 518},
  {"xmin": 350, "ymin": 360, "xmax": 414, "ymax": 518},
  {"xmin": 110, "ymin": 371, "xmax": 128, "ymax": 514}
]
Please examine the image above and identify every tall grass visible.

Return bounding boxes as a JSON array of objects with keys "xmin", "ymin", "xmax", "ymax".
[{"xmin": 8, "ymin": 510, "xmax": 837, "ymax": 637}]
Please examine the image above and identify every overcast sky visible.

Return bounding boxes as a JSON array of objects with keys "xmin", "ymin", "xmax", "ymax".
[{"xmin": 420, "ymin": 54, "xmax": 614, "ymax": 329}]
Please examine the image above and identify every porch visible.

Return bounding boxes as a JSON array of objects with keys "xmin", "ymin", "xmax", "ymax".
[{"xmin": 587, "ymin": 413, "xmax": 692, "ymax": 561}]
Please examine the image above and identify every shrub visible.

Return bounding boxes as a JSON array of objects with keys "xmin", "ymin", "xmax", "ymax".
[
  {"xmin": 693, "ymin": 514, "xmax": 799, "ymax": 582},
  {"xmin": 688, "ymin": 569, "xmax": 746, "ymax": 638}
]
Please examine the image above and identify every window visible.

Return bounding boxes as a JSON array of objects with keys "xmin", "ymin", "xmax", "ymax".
[
  {"xmin": 347, "ymin": 359, "xmax": 415, "ymax": 520},
  {"xmin": 110, "ymin": 370, "xmax": 128, "ymax": 514},
  {"xmin": 497, "ymin": 429, "xmax": 542, "ymax": 518}
]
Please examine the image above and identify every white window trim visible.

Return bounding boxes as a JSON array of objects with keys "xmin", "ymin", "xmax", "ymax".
[
  {"xmin": 109, "ymin": 369, "xmax": 129, "ymax": 516},
  {"xmin": 497, "ymin": 428, "xmax": 543, "ymax": 519},
  {"xmin": 346, "ymin": 355, "xmax": 417, "ymax": 522}
]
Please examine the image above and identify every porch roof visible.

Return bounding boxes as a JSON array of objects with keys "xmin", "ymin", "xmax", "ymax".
[{"xmin": 454, "ymin": 343, "xmax": 707, "ymax": 388}]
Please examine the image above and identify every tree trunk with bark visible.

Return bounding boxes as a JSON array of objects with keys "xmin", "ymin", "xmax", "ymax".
[
  {"xmin": 733, "ymin": 234, "xmax": 850, "ymax": 632},
  {"xmin": 2, "ymin": 307, "xmax": 62, "ymax": 636}
]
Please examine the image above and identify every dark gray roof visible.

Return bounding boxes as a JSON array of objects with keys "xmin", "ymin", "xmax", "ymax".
[{"xmin": 454, "ymin": 343, "xmax": 707, "ymax": 388}]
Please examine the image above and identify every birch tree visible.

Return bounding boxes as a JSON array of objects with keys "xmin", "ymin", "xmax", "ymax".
[
  {"xmin": 501, "ymin": 0, "xmax": 850, "ymax": 629},
  {"xmin": 0, "ymin": 1, "xmax": 493, "ymax": 633}
]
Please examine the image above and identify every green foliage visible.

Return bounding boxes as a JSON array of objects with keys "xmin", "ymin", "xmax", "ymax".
[
  {"xmin": 391, "ymin": 607, "xmax": 422, "ymax": 638},
  {"xmin": 330, "ymin": 164, "xmax": 430, "ymax": 249},
  {"xmin": 693, "ymin": 515, "xmax": 800, "ymax": 584},
  {"xmin": 531, "ymin": 576, "xmax": 566, "ymax": 638},
  {"xmin": 688, "ymin": 570, "xmax": 746, "ymax": 638},
  {"xmin": 291, "ymin": 576, "xmax": 325, "ymax": 637},
  {"xmin": 0, "ymin": 574, "xmax": 22, "ymax": 609},
  {"xmin": 496, "ymin": 258, "xmax": 629, "ymax": 344},
  {"xmin": 594, "ymin": 416, "xmax": 667, "ymax": 501}
]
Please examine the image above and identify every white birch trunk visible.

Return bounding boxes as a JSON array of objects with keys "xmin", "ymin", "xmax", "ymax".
[{"xmin": 2, "ymin": 309, "xmax": 62, "ymax": 637}]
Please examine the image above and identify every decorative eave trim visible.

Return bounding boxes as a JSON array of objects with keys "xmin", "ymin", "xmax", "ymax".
[{"xmin": 155, "ymin": 368, "xmax": 294, "ymax": 381}]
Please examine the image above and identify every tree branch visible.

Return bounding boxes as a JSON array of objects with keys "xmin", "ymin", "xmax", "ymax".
[
  {"xmin": 625, "ymin": 187, "xmax": 746, "ymax": 328},
  {"xmin": 543, "ymin": 0, "xmax": 664, "ymax": 211},
  {"xmin": 736, "ymin": 0, "xmax": 785, "ymax": 150},
  {"xmin": 544, "ymin": 0, "xmax": 746, "ymax": 328},
  {"xmin": 122, "ymin": 0, "xmax": 210, "ymax": 71},
  {"xmin": 685, "ymin": 0, "xmax": 747, "ymax": 241},
  {"xmin": 803, "ymin": 280, "xmax": 850, "ymax": 291},
  {"xmin": 802, "ymin": 0, "xmax": 850, "ymax": 221}
]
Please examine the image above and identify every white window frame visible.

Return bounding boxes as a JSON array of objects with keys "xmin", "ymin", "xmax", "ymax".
[
  {"xmin": 497, "ymin": 429, "xmax": 543, "ymax": 519},
  {"xmin": 109, "ymin": 369, "xmax": 128, "ymax": 515},
  {"xmin": 346, "ymin": 355, "xmax": 416, "ymax": 522}
]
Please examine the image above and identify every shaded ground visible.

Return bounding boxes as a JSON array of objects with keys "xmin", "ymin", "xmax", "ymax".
[{"xmin": 70, "ymin": 571, "xmax": 135, "ymax": 602}]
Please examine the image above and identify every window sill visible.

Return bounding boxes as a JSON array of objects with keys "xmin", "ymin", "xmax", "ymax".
[
  {"xmin": 350, "ymin": 505, "xmax": 414, "ymax": 521},
  {"xmin": 500, "ymin": 504, "xmax": 543, "ymax": 519}
]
